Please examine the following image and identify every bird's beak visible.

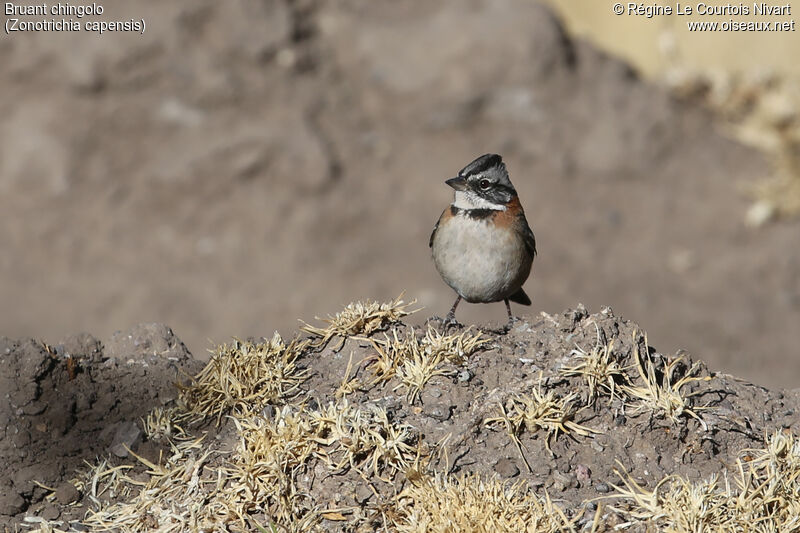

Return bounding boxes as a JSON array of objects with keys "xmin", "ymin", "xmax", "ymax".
[{"xmin": 445, "ymin": 176, "xmax": 467, "ymax": 191}]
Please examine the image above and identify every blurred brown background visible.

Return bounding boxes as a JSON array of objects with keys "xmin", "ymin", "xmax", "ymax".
[{"xmin": 1, "ymin": 0, "xmax": 798, "ymax": 387}]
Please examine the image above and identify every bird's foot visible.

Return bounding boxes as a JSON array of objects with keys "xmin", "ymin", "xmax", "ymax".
[
  {"xmin": 427, "ymin": 315, "xmax": 463, "ymax": 329},
  {"xmin": 499, "ymin": 315, "xmax": 522, "ymax": 334},
  {"xmin": 442, "ymin": 312, "xmax": 463, "ymax": 329}
]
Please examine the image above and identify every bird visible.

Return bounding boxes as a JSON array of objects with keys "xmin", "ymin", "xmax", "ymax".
[{"xmin": 429, "ymin": 153, "xmax": 536, "ymax": 328}]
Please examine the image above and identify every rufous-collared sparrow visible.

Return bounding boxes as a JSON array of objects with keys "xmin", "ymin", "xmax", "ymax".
[{"xmin": 430, "ymin": 153, "xmax": 536, "ymax": 327}]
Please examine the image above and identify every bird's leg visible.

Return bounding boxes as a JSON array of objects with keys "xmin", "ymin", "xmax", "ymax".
[
  {"xmin": 444, "ymin": 296, "xmax": 462, "ymax": 326},
  {"xmin": 504, "ymin": 299, "xmax": 515, "ymax": 330}
]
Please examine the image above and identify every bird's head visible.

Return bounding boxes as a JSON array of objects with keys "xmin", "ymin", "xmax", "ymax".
[{"xmin": 446, "ymin": 153, "xmax": 517, "ymax": 210}]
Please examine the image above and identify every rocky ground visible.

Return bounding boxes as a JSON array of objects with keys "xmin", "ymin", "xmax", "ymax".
[
  {"xmin": 2, "ymin": 300, "xmax": 799, "ymax": 531},
  {"xmin": 1, "ymin": 0, "xmax": 799, "ymax": 390},
  {"xmin": 2, "ymin": 2, "xmax": 799, "ymax": 530},
  {"xmin": 0, "ymin": 324, "xmax": 203, "ymax": 526}
]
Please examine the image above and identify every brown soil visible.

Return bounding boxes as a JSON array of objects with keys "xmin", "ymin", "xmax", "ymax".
[
  {"xmin": 1, "ymin": 0, "xmax": 798, "ymax": 391},
  {"xmin": 1, "ymin": 308, "xmax": 796, "ymax": 531},
  {"xmin": 0, "ymin": 325, "xmax": 202, "ymax": 528}
]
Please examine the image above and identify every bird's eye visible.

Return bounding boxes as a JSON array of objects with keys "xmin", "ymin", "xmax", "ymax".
[{"xmin": 479, "ymin": 179, "xmax": 491, "ymax": 190}]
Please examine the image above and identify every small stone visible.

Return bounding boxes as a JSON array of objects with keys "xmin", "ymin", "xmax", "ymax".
[
  {"xmin": 585, "ymin": 501, "xmax": 598, "ymax": 511},
  {"xmin": 354, "ymin": 483, "xmax": 373, "ymax": 504},
  {"xmin": 552, "ymin": 471, "xmax": 575, "ymax": 492},
  {"xmin": 575, "ymin": 464, "xmax": 591, "ymax": 484},
  {"xmin": 109, "ymin": 421, "xmax": 143, "ymax": 458},
  {"xmin": 55, "ymin": 482, "xmax": 81, "ymax": 505},
  {"xmin": 567, "ymin": 305, "xmax": 588, "ymax": 325},
  {"xmin": 513, "ymin": 322, "xmax": 532, "ymax": 334},
  {"xmin": 12, "ymin": 429, "xmax": 31, "ymax": 448},
  {"xmin": 426, "ymin": 406, "xmax": 451, "ymax": 422},
  {"xmin": 594, "ymin": 482, "xmax": 610, "ymax": 493},
  {"xmin": 0, "ymin": 490, "xmax": 25, "ymax": 515},
  {"xmin": 135, "ymin": 441, "xmax": 163, "ymax": 468},
  {"xmin": 494, "ymin": 458, "xmax": 520, "ymax": 478},
  {"xmin": 457, "ymin": 369, "xmax": 472, "ymax": 383},
  {"xmin": 22, "ymin": 401, "xmax": 46, "ymax": 415},
  {"xmin": 41, "ymin": 503, "xmax": 61, "ymax": 520}
]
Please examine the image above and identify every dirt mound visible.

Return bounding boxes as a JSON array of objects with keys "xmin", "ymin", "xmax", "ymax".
[
  {"xmin": 4, "ymin": 302, "xmax": 799, "ymax": 531},
  {"xmin": 0, "ymin": 324, "xmax": 202, "ymax": 528},
  {"xmin": 2, "ymin": 0, "xmax": 798, "ymax": 389}
]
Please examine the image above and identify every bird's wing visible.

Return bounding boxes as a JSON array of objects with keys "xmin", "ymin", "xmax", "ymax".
[
  {"xmin": 518, "ymin": 216, "xmax": 537, "ymax": 257},
  {"xmin": 429, "ymin": 207, "xmax": 451, "ymax": 248},
  {"xmin": 429, "ymin": 219, "xmax": 440, "ymax": 248}
]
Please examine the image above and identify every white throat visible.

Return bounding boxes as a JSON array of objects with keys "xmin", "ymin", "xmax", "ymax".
[{"xmin": 452, "ymin": 190, "xmax": 506, "ymax": 211}]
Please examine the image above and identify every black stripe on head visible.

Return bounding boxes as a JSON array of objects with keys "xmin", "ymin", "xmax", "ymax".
[{"xmin": 458, "ymin": 153, "xmax": 503, "ymax": 178}]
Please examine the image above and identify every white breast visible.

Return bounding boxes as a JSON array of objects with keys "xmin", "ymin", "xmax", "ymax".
[{"xmin": 431, "ymin": 213, "xmax": 532, "ymax": 303}]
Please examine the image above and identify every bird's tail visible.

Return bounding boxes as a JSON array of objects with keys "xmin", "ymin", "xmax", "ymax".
[{"xmin": 509, "ymin": 288, "xmax": 531, "ymax": 306}]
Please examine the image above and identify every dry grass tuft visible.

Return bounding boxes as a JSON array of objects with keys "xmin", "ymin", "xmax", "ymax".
[
  {"xmin": 485, "ymin": 385, "xmax": 599, "ymax": 467},
  {"xmin": 300, "ymin": 295, "xmax": 418, "ymax": 349},
  {"xmin": 612, "ymin": 473, "xmax": 742, "ymax": 531},
  {"xmin": 82, "ymin": 436, "xmax": 229, "ymax": 532},
  {"xmin": 334, "ymin": 350, "xmax": 364, "ymax": 399},
  {"xmin": 364, "ymin": 330, "xmax": 404, "ymax": 387},
  {"xmin": 622, "ymin": 335, "xmax": 711, "ymax": 430},
  {"xmin": 141, "ymin": 407, "xmax": 192, "ymax": 442},
  {"xmin": 309, "ymin": 400, "xmax": 420, "ymax": 479},
  {"xmin": 227, "ymin": 407, "xmax": 325, "ymax": 527},
  {"xmin": 389, "ymin": 473, "xmax": 575, "ymax": 533},
  {"xmin": 227, "ymin": 401, "xmax": 420, "ymax": 527},
  {"xmin": 177, "ymin": 332, "xmax": 308, "ymax": 425},
  {"xmin": 366, "ymin": 325, "xmax": 487, "ymax": 403},
  {"xmin": 19, "ymin": 518, "xmax": 69, "ymax": 532},
  {"xmin": 611, "ymin": 430, "xmax": 800, "ymax": 531},
  {"xmin": 560, "ymin": 338, "xmax": 629, "ymax": 406},
  {"xmin": 743, "ymin": 429, "xmax": 800, "ymax": 524},
  {"xmin": 77, "ymin": 460, "xmax": 137, "ymax": 510}
]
